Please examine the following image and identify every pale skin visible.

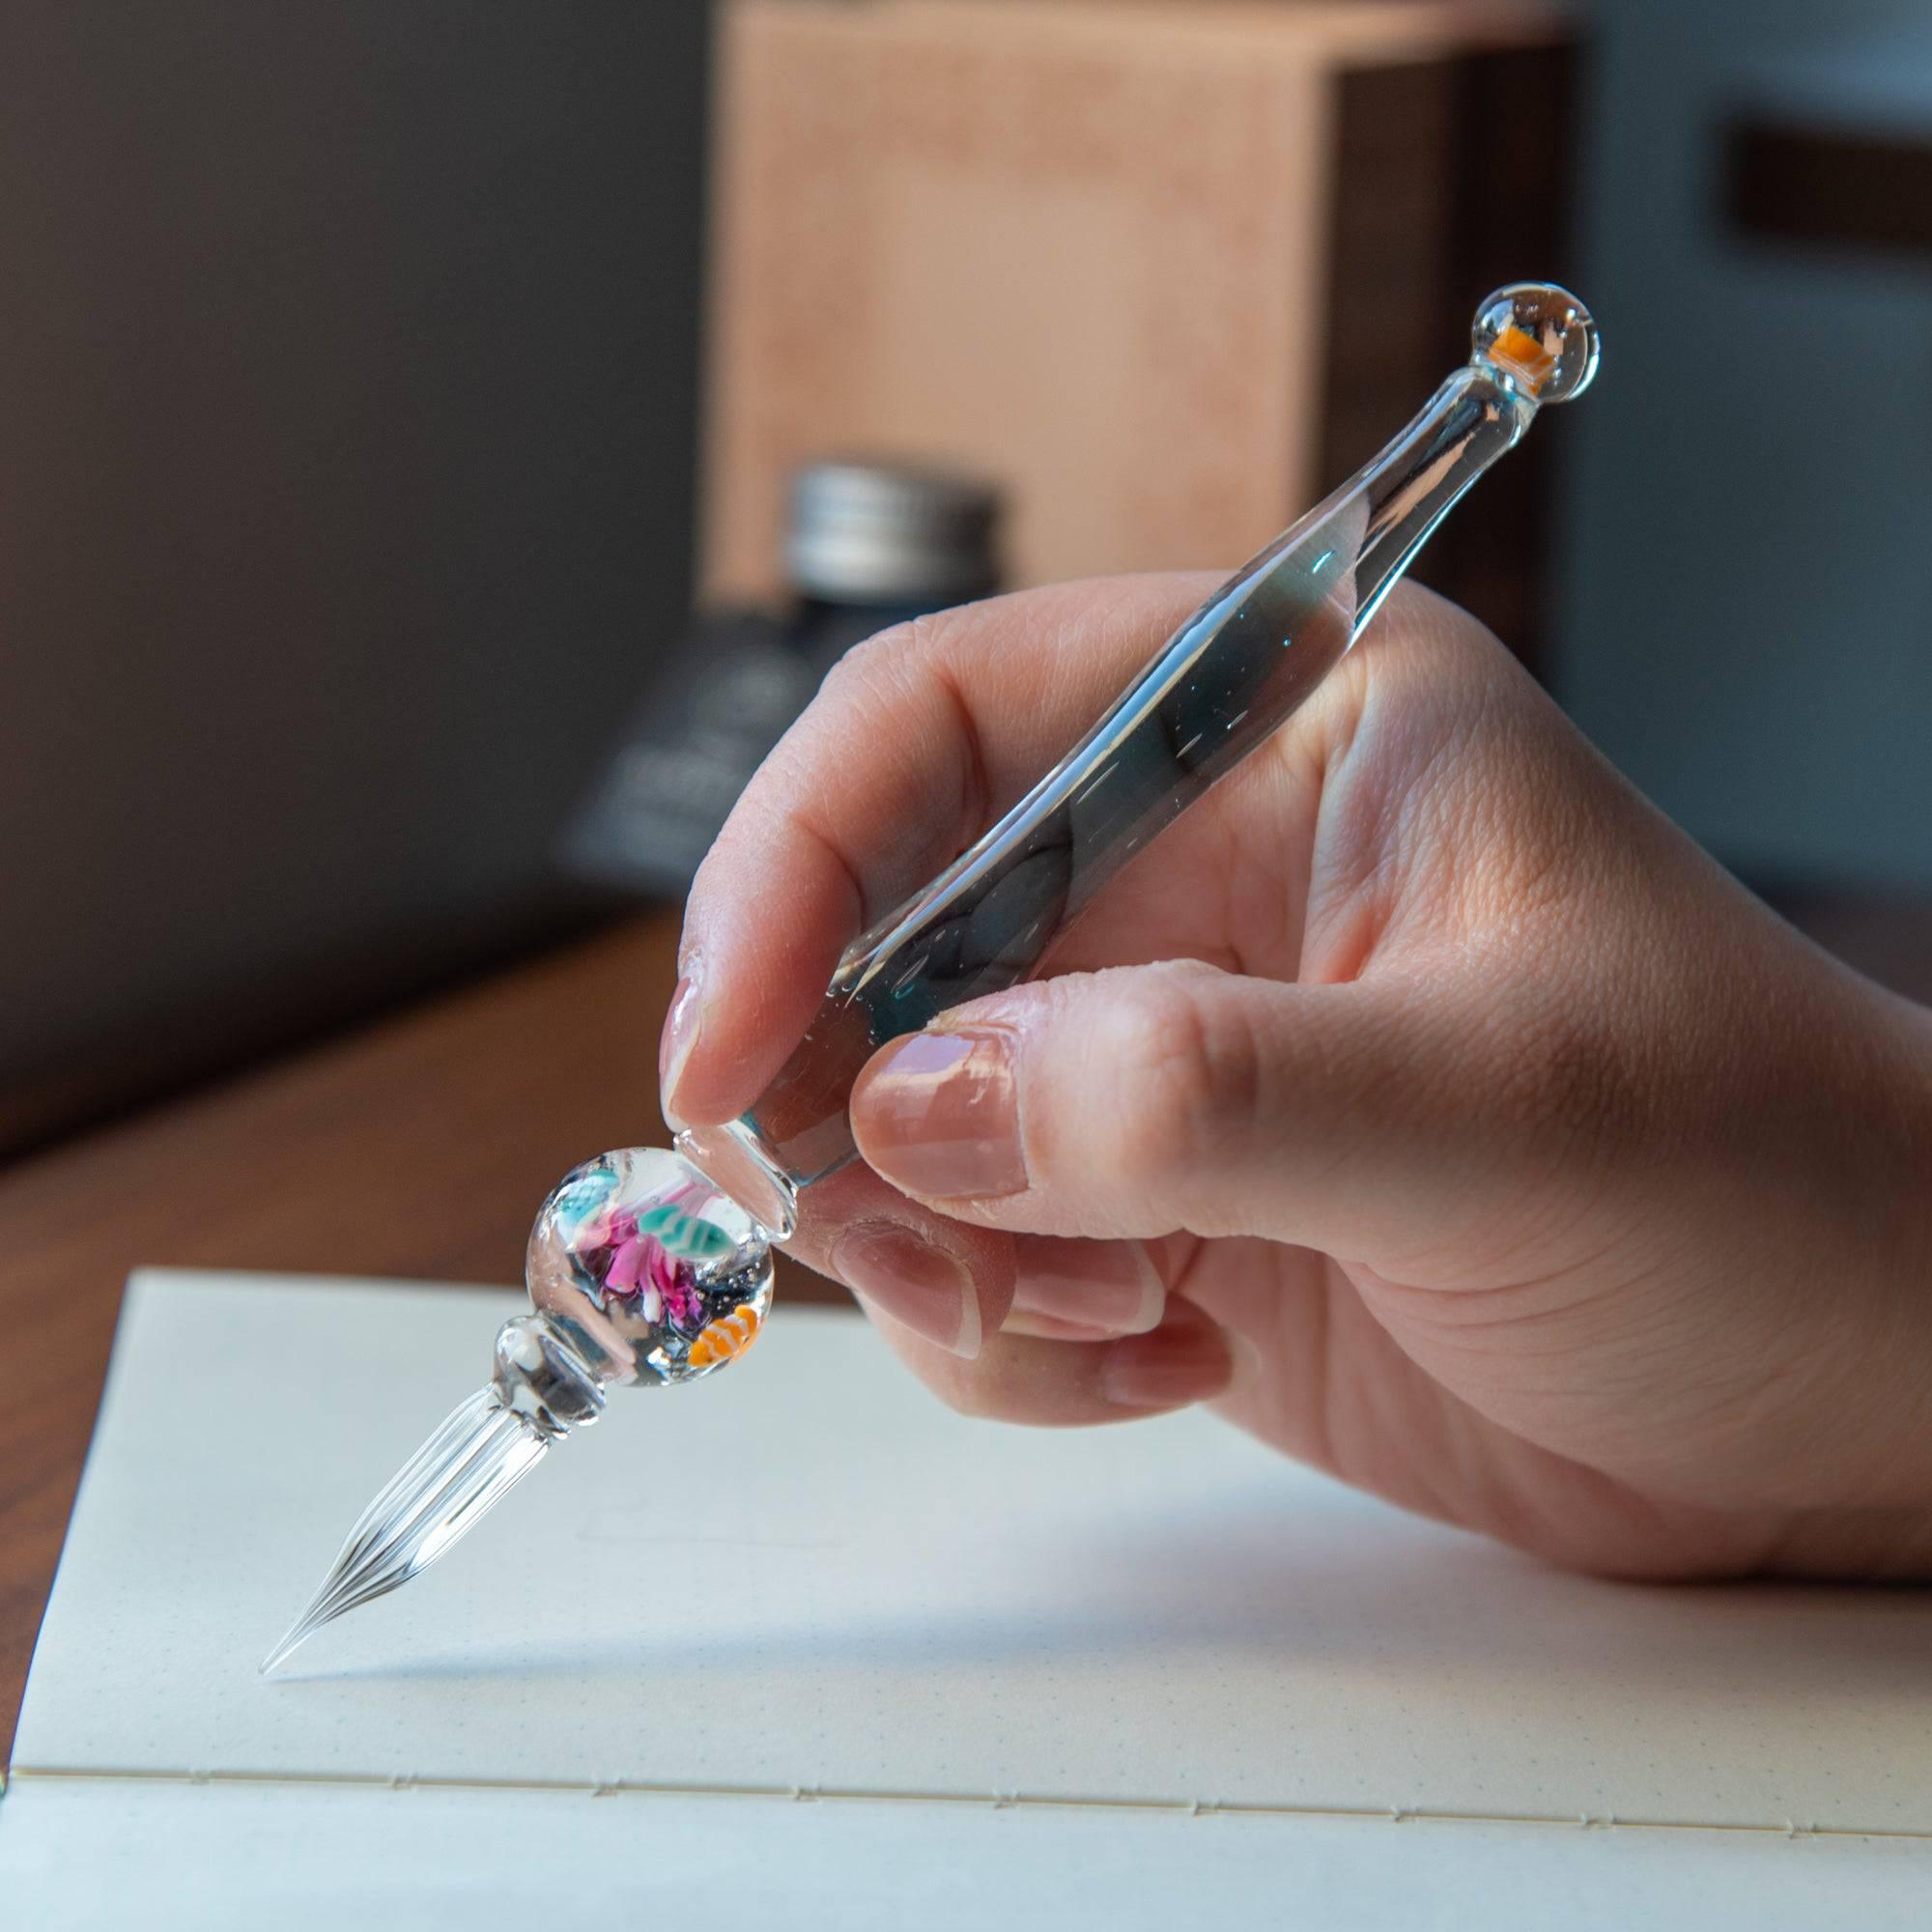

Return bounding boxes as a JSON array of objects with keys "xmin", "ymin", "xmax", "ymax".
[{"xmin": 663, "ymin": 576, "xmax": 1932, "ymax": 1582}]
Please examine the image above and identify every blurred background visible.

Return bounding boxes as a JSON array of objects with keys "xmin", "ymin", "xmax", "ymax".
[{"xmin": 5, "ymin": 0, "xmax": 1931, "ymax": 1160}]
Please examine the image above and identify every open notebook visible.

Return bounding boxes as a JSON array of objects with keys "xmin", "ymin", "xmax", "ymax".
[{"xmin": 3, "ymin": 1271, "xmax": 1929, "ymax": 1928}]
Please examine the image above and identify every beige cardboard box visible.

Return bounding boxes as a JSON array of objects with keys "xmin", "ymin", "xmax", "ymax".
[{"xmin": 702, "ymin": 0, "xmax": 1575, "ymax": 664}]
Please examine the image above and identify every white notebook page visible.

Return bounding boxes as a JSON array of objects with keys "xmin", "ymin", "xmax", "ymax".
[{"xmin": 4, "ymin": 1269, "xmax": 1929, "ymax": 1925}]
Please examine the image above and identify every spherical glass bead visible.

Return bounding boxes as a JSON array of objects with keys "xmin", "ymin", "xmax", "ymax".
[{"xmin": 524, "ymin": 1147, "xmax": 775, "ymax": 1390}]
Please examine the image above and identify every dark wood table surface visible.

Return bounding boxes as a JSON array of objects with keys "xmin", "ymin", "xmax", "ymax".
[{"xmin": 0, "ymin": 911, "xmax": 838, "ymax": 1767}]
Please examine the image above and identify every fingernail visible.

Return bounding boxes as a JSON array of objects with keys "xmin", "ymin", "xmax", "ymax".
[
  {"xmin": 1098, "ymin": 1321, "xmax": 1236, "ymax": 1410},
  {"xmin": 1011, "ymin": 1237, "xmax": 1164, "ymax": 1336},
  {"xmin": 1002, "ymin": 1312, "xmax": 1122, "ymax": 1344},
  {"xmin": 851, "ymin": 1028, "xmax": 1025, "ymax": 1201},
  {"xmin": 659, "ymin": 969, "xmax": 701, "ymax": 1129},
  {"xmin": 835, "ymin": 1223, "xmax": 981, "ymax": 1359}
]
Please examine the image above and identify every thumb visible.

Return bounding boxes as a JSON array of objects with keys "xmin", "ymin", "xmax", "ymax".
[{"xmin": 848, "ymin": 959, "xmax": 1487, "ymax": 1256}]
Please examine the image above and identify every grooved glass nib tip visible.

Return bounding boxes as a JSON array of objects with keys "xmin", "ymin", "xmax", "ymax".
[
  {"xmin": 260, "ymin": 1608, "xmax": 328, "ymax": 1678},
  {"xmin": 261, "ymin": 1387, "xmax": 549, "ymax": 1676}
]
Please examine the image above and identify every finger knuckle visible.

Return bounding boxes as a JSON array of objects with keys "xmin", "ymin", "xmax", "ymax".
[
  {"xmin": 1498, "ymin": 985, "xmax": 1634, "ymax": 1161},
  {"xmin": 816, "ymin": 609, "xmax": 958, "ymax": 708},
  {"xmin": 814, "ymin": 623, "xmax": 913, "ymax": 713},
  {"xmin": 1097, "ymin": 969, "xmax": 1261, "ymax": 1187}
]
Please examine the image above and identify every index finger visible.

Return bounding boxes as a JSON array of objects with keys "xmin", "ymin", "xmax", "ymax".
[{"xmin": 666, "ymin": 571, "xmax": 1224, "ymax": 1129}]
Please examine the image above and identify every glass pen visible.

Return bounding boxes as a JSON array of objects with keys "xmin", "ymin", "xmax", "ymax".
[{"xmin": 266, "ymin": 282, "xmax": 1600, "ymax": 1674}]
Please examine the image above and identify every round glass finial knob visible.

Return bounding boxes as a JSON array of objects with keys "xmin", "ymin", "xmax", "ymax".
[
  {"xmin": 1471, "ymin": 282, "xmax": 1599, "ymax": 406},
  {"xmin": 522, "ymin": 1147, "xmax": 776, "ymax": 1393}
]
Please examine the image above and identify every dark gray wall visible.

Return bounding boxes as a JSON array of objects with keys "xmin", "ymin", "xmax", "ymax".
[
  {"xmin": 0, "ymin": 4, "xmax": 707, "ymax": 1141},
  {"xmin": 1557, "ymin": 0, "xmax": 1932, "ymax": 892}
]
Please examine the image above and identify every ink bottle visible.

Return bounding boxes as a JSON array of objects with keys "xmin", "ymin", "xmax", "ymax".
[{"xmin": 564, "ymin": 460, "xmax": 1002, "ymax": 897}]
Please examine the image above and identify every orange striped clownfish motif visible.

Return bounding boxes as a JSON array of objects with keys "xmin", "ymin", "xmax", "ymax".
[{"xmin": 685, "ymin": 1301, "xmax": 763, "ymax": 1372}]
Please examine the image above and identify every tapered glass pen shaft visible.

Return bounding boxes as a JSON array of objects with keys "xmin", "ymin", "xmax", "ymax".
[{"xmin": 677, "ymin": 283, "xmax": 1600, "ymax": 1236}]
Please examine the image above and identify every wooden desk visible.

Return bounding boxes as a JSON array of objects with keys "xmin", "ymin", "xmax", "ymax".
[{"xmin": 0, "ymin": 913, "xmax": 838, "ymax": 1765}]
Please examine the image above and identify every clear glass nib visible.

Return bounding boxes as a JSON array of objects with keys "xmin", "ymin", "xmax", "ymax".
[
  {"xmin": 261, "ymin": 1388, "xmax": 548, "ymax": 1674},
  {"xmin": 264, "ymin": 1149, "xmax": 778, "ymax": 1672}
]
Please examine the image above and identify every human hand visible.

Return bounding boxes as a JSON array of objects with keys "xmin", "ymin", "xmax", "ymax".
[{"xmin": 665, "ymin": 576, "xmax": 1932, "ymax": 1580}]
